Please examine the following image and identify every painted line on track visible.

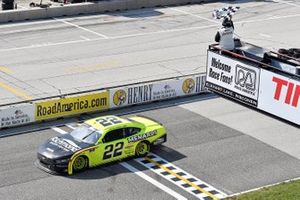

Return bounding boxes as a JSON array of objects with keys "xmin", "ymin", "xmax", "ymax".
[
  {"xmin": 51, "ymin": 126, "xmax": 68, "ymax": 134},
  {"xmin": 0, "ymin": 66, "xmax": 13, "ymax": 74},
  {"xmin": 0, "ymin": 39, "xmax": 87, "ymax": 52},
  {"xmin": 228, "ymin": 176, "xmax": 300, "ymax": 197},
  {"xmin": 53, "ymin": 18, "xmax": 109, "ymax": 39},
  {"xmin": 120, "ymin": 162, "xmax": 188, "ymax": 200},
  {"xmin": 0, "ymin": 81, "xmax": 32, "ymax": 100},
  {"xmin": 169, "ymin": 7, "xmax": 219, "ymax": 24},
  {"xmin": 80, "ymin": 36, "xmax": 91, "ymax": 41},
  {"xmin": 136, "ymin": 153, "xmax": 227, "ymax": 200},
  {"xmin": 259, "ymin": 33, "xmax": 272, "ymax": 38},
  {"xmin": 51, "ymin": 126, "xmax": 188, "ymax": 200},
  {"xmin": 65, "ymin": 124, "xmax": 77, "ymax": 130},
  {"xmin": 273, "ymin": 0, "xmax": 300, "ymax": 8},
  {"xmin": 0, "ymin": 13, "xmax": 299, "ymax": 52},
  {"xmin": 0, "ymin": 66, "xmax": 33, "ymax": 100}
]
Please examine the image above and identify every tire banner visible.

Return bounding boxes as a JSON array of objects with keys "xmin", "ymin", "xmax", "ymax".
[
  {"xmin": 110, "ymin": 74, "xmax": 206, "ymax": 108},
  {"xmin": 0, "ymin": 104, "xmax": 35, "ymax": 128},
  {"xmin": 205, "ymin": 51, "xmax": 260, "ymax": 107},
  {"xmin": 258, "ymin": 69, "xmax": 300, "ymax": 125},
  {"xmin": 35, "ymin": 91, "xmax": 109, "ymax": 121}
]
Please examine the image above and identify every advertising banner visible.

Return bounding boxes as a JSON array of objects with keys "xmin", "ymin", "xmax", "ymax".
[
  {"xmin": 110, "ymin": 75, "xmax": 206, "ymax": 108},
  {"xmin": 0, "ymin": 104, "xmax": 35, "ymax": 128},
  {"xmin": 258, "ymin": 69, "xmax": 300, "ymax": 125},
  {"xmin": 35, "ymin": 91, "xmax": 109, "ymax": 120},
  {"xmin": 205, "ymin": 51, "xmax": 260, "ymax": 106}
]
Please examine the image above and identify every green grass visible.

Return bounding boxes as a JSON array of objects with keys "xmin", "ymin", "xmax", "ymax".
[{"xmin": 226, "ymin": 179, "xmax": 300, "ymax": 200}]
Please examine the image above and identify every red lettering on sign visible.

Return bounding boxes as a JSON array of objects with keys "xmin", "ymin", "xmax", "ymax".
[
  {"xmin": 272, "ymin": 77, "xmax": 288, "ymax": 100},
  {"xmin": 272, "ymin": 76, "xmax": 300, "ymax": 108},
  {"xmin": 285, "ymin": 82, "xmax": 294, "ymax": 104},
  {"xmin": 292, "ymin": 85, "xmax": 300, "ymax": 107}
]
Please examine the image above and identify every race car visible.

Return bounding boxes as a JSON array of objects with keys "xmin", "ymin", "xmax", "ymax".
[{"xmin": 35, "ymin": 115, "xmax": 167, "ymax": 175}]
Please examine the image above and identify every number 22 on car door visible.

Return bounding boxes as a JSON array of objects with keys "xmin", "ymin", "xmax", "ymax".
[{"xmin": 100, "ymin": 128, "xmax": 127, "ymax": 163}]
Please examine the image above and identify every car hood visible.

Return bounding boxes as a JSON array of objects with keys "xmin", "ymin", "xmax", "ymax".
[{"xmin": 38, "ymin": 134, "xmax": 92, "ymax": 159}]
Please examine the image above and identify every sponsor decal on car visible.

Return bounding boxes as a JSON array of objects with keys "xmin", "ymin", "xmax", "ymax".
[
  {"xmin": 127, "ymin": 130, "xmax": 157, "ymax": 143},
  {"xmin": 50, "ymin": 137, "xmax": 81, "ymax": 152}
]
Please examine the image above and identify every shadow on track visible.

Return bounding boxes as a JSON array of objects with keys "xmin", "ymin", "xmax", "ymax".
[{"xmin": 68, "ymin": 145, "xmax": 186, "ymax": 180}]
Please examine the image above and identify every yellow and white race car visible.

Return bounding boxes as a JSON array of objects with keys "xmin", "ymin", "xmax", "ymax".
[{"xmin": 36, "ymin": 115, "xmax": 167, "ymax": 175}]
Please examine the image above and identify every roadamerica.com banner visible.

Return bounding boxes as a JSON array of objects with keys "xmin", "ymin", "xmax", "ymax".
[{"xmin": 35, "ymin": 92, "xmax": 109, "ymax": 120}]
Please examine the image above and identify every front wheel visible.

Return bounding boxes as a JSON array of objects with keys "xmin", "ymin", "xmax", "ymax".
[
  {"xmin": 73, "ymin": 156, "xmax": 88, "ymax": 172},
  {"xmin": 135, "ymin": 141, "xmax": 150, "ymax": 157}
]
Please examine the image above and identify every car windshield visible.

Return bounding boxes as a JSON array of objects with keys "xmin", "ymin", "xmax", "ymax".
[{"xmin": 70, "ymin": 124, "xmax": 102, "ymax": 144}]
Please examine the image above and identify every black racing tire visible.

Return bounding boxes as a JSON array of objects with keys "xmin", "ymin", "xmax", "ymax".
[
  {"xmin": 135, "ymin": 141, "xmax": 150, "ymax": 157},
  {"xmin": 72, "ymin": 156, "xmax": 88, "ymax": 172}
]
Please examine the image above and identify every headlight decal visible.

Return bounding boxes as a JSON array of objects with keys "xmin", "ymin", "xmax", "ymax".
[{"xmin": 55, "ymin": 158, "xmax": 70, "ymax": 164}]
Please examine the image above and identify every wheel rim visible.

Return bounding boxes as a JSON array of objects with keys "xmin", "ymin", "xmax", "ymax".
[
  {"xmin": 73, "ymin": 157, "xmax": 86, "ymax": 171},
  {"xmin": 137, "ymin": 142, "xmax": 148, "ymax": 156}
]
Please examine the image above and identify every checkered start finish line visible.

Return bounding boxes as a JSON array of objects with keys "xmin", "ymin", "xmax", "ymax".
[{"xmin": 136, "ymin": 153, "xmax": 227, "ymax": 200}]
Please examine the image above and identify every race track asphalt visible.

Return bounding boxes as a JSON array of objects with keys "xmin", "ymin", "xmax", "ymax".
[
  {"xmin": 0, "ymin": 94, "xmax": 299, "ymax": 200},
  {"xmin": 0, "ymin": 0, "xmax": 299, "ymax": 104},
  {"xmin": 0, "ymin": 0, "xmax": 300, "ymax": 199}
]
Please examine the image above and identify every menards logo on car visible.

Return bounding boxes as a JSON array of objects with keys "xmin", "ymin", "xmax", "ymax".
[{"xmin": 127, "ymin": 130, "xmax": 157, "ymax": 143}]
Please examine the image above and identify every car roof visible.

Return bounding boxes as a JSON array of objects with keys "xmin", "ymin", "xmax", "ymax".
[{"xmin": 84, "ymin": 115, "xmax": 132, "ymax": 132}]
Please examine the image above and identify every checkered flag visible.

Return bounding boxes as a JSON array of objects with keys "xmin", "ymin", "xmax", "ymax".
[{"xmin": 212, "ymin": 6, "xmax": 240, "ymax": 20}]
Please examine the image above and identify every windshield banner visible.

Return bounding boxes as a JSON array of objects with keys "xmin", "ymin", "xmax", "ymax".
[{"xmin": 35, "ymin": 91, "xmax": 109, "ymax": 120}]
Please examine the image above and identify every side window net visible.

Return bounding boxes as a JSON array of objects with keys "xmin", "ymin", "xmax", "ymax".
[
  {"xmin": 124, "ymin": 127, "xmax": 141, "ymax": 137},
  {"xmin": 103, "ymin": 129, "xmax": 124, "ymax": 143}
]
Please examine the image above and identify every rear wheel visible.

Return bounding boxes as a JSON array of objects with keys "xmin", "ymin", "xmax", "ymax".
[
  {"xmin": 135, "ymin": 141, "xmax": 150, "ymax": 157},
  {"xmin": 73, "ymin": 156, "xmax": 87, "ymax": 172}
]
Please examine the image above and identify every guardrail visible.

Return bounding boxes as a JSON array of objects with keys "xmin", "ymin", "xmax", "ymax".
[
  {"xmin": 0, "ymin": 73, "xmax": 207, "ymax": 129},
  {"xmin": 0, "ymin": 0, "xmax": 213, "ymax": 23},
  {"xmin": 0, "ymin": 73, "xmax": 202, "ymax": 107}
]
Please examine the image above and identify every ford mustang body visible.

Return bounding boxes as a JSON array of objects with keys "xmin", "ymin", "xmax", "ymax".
[{"xmin": 36, "ymin": 115, "xmax": 166, "ymax": 175}]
